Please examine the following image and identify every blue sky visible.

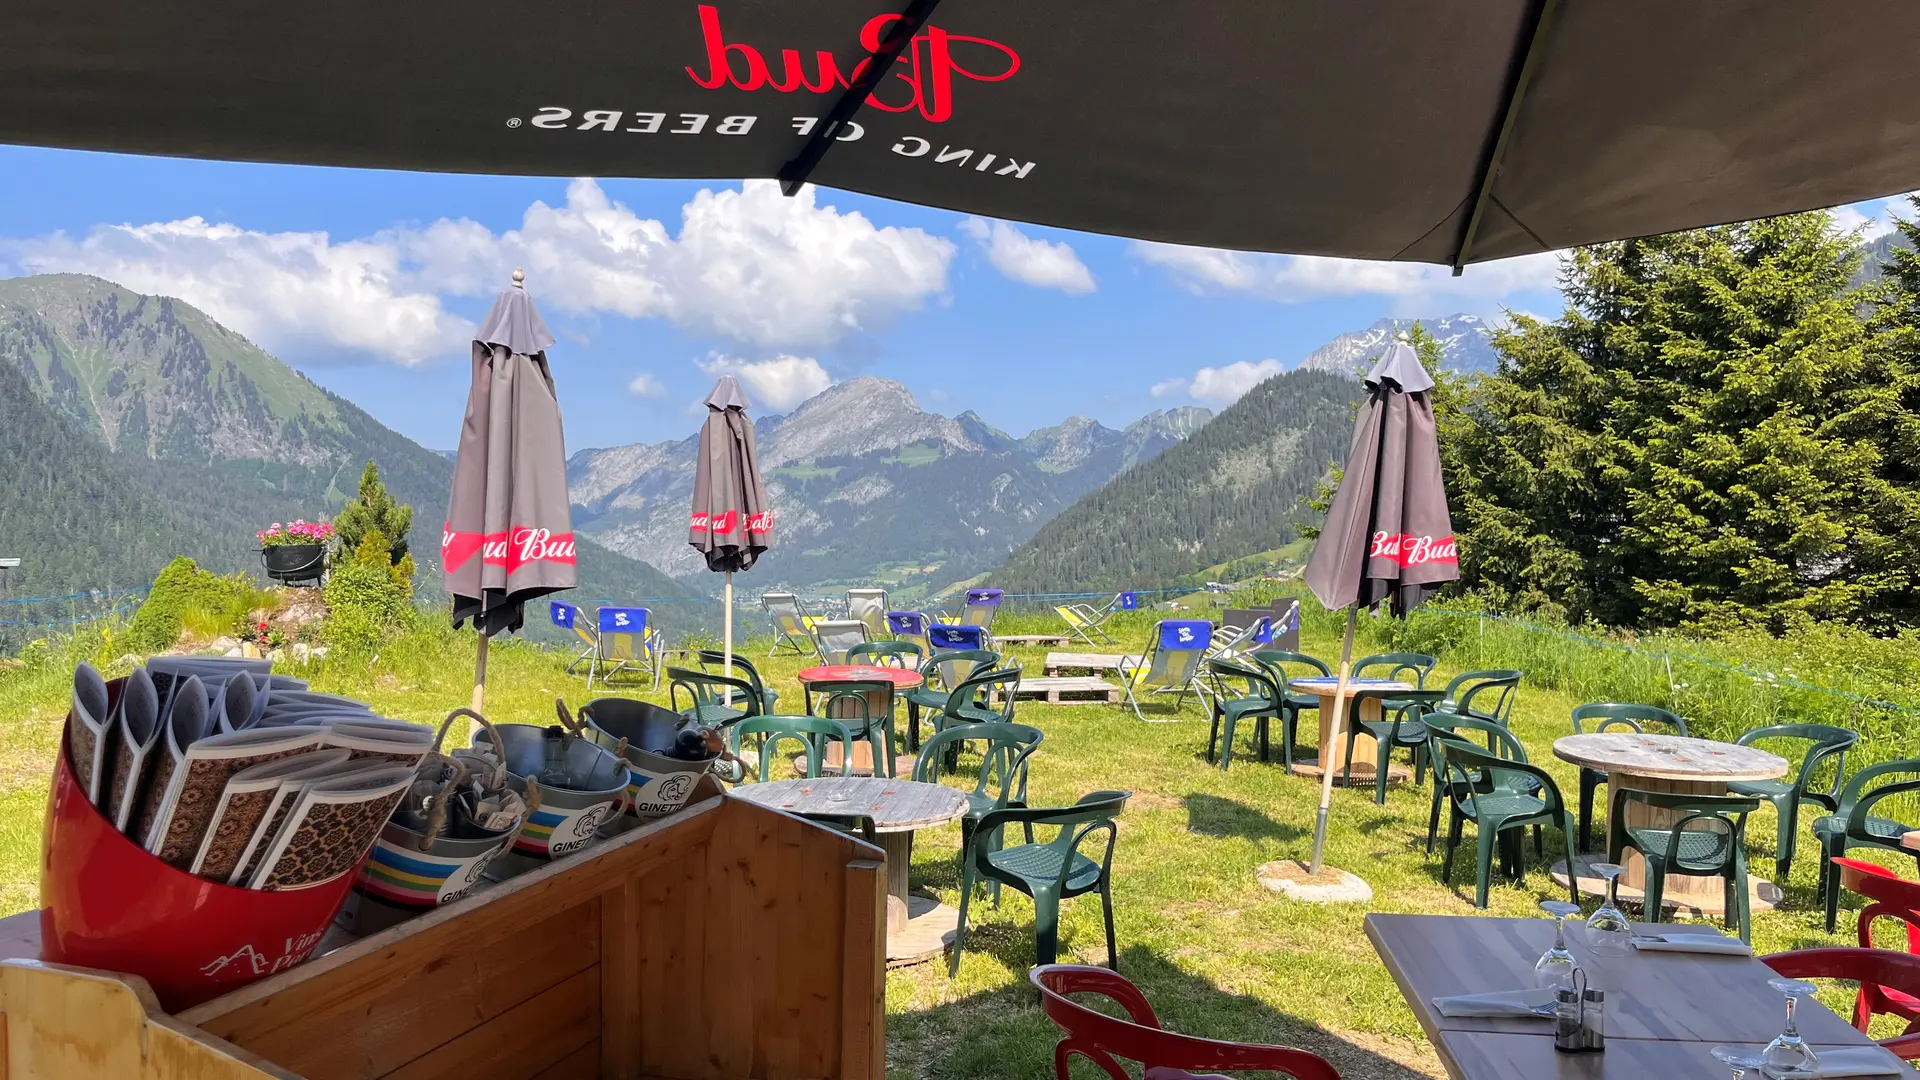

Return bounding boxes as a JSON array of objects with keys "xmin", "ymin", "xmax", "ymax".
[{"xmin": 0, "ymin": 145, "xmax": 1907, "ymax": 452}]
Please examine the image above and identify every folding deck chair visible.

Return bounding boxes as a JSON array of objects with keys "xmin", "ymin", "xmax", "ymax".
[
  {"xmin": 886, "ymin": 610, "xmax": 931, "ymax": 654},
  {"xmin": 1209, "ymin": 615, "xmax": 1274, "ymax": 660},
  {"xmin": 555, "ymin": 602, "xmax": 665, "ymax": 690},
  {"xmin": 1055, "ymin": 590, "xmax": 1139, "ymax": 646},
  {"xmin": 847, "ymin": 588, "xmax": 889, "ymax": 640},
  {"xmin": 943, "ymin": 588, "xmax": 1004, "ymax": 630},
  {"xmin": 1120, "ymin": 619, "xmax": 1214, "ymax": 722},
  {"xmin": 764, "ymin": 592, "xmax": 815, "ymax": 656},
  {"xmin": 811, "ymin": 618, "xmax": 870, "ymax": 664}
]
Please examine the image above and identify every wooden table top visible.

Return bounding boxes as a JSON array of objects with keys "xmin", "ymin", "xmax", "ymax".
[
  {"xmin": 730, "ymin": 777, "xmax": 965, "ymax": 834},
  {"xmin": 1552, "ymin": 733, "xmax": 1787, "ymax": 782},
  {"xmin": 1288, "ymin": 677, "xmax": 1414, "ymax": 697},
  {"xmin": 796, "ymin": 665, "xmax": 924, "ymax": 689},
  {"xmin": 1366, "ymin": 913, "xmax": 1907, "ymax": 1079}
]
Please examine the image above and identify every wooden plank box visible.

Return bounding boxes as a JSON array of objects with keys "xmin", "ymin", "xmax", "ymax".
[{"xmin": 0, "ymin": 791, "xmax": 886, "ymax": 1080}]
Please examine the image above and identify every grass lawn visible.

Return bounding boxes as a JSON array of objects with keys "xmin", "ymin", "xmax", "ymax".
[{"xmin": 0, "ymin": 609, "xmax": 1888, "ymax": 1079}]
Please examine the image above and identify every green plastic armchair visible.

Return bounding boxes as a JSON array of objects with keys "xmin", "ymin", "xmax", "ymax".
[
  {"xmin": 667, "ymin": 666, "xmax": 765, "ymax": 733},
  {"xmin": 1342, "ymin": 685, "xmax": 1436, "ymax": 806},
  {"xmin": 1204, "ymin": 658, "xmax": 1281, "ymax": 772},
  {"xmin": 1434, "ymin": 669, "xmax": 1522, "ymax": 727},
  {"xmin": 1608, "ymin": 788, "xmax": 1761, "ymax": 942},
  {"xmin": 1422, "ymin": 712, "xmax": 1542, "ymax": 855},
  {"xmin": 1435, "ymin": 736, "xmax": 1579, "ymax": 909},
  {"xmin": 916, "ymin": 721, "xmax": 1045, "ymax": 903},
  {"xmin": 1812, "ymin": 758, "xmax": 1920, "ymax": 931},
  {"xmin": 811, "ymin": 681, "xmax": 894, "ymax": 778},
  {"xmin": 694, "ymin": 649, "xmax": 781, "ymax": 714},
  {"xmin": 905, "ymin": 648, "xmax": 999, "ymax": 750},
  {"xmin": 732, "ymin": 715, "xmax": 855, "ymax": 781},
  {"xmin": 1729, "ymin": 723, "xmax": 1857, "ymax": 882},
  {"xmin": 952, "ymin": 790, "xmax": 1131, "ymax": 977},
  {"xmin": 1570, "ymin": 703, "xmax": 1688, "ymax": 853},
  {"xmin": 1247, "ymin": 649, "xmax": 1330, "ymax": 770}
]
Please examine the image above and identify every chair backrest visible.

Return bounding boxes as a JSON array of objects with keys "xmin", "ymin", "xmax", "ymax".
[
  {"xmin": 1609, "ymin": 789, "xmax": 1760, "ymax": 856},
  {"xmin": 1266, "ymin": 599, "xmax": 1303, "ymax": 652},
  {"xmin": 1207, "ymin": 658, "xmax": 1279, "ymax": 701},
  {"xmin": 1116, "ymin": 591, "xmax": 1141, "ymax": 611},
  {"xmin": 667, "ymin": 666, "xmax": 761, "ymax": 719},
  {"xmin": 1571, "ymin": 702, "xmax": 1687, "ymax": 737},
  {"xmin": 733, "ymin": 715, "xmax": 855, "ymax": 781},
  {"xmin": 929, "ymin": 623, "xmax": 988, "ymax": 651},
  {"xmin": 1761, "ymin": 947, "xmax": 1920, "ymax": 1057},
  {"xmin": 812, "ymin": 619, "xmax": 870, "ymax": 664},
  {"xmin": 695, "ymin": 650, "xmax": 769, "ymax": 698},
  {"xmin": 597, "ymin": 606, "xmax": 653, "ymax": 663},
  {"xmin": 946, "ymin": 665, "xmax": 1023, "ymax": 722},
  {"xmin": 1836, "ymin": 759, "xmax": 1920, "ymax": 827},
  {"xmin": 886, "ymin": 610, "xmax": 929, "ymax": 637},
  {"xmin": 1442, "ymin": 669, "xmax": 1523, "ymax": 725},
  {"xmin": 1139, "ymin": 620, "xmax": 1212, "ymax": 687},
  {"xmin": 1029, "ymin": 965, "xmax": 1341, "ymax": 1080},
  {"xmin": 848, "ymin": 640, "xmax": 924, "ymax": 669},
  {"xmin": 960, "ymin": 588, "xmax": 1004, "ymax": 627},
  {"xmin": 1249, "ymin": 649, "xmax": 1332, "ymax": 685},
  {"xmin": 815, "ymin": 682, "xmax": 884, "ymax": 732},
  {"xmin": 923, "ymin": 648, "xmax": 1000, "ymax": 694},
  {"xmin": 847, "ymin": 588, "xmax": 888, "ymax": 638},
  {"xmin": 914, "ymin": 721, "xmax": 1043, "ymax": 805},
  {"xmin": 764, "ymin": 592, "xmax": 808, "ymax": 637},
  {"xmin": 1444, "ymin": 739, "xmax": 1562, "ymax": 811},
  {"xmin": 551, "ymin": 601, "xmax": 598, "ymax": 649},
  {"xmin": 1735, "ymin": 723, "xmax": 1859, "ymax": 801},
  {"xmin": 1352, "ymin": 652, "xmax": 1436, "ymax": 688},
  {"xmin": 1834, "ymin": 857, "xmax": 1920, "ymax": 956},
  {"xmin": 1425, "ymin": 711, "xmax": 1528, "ymax": 763}
]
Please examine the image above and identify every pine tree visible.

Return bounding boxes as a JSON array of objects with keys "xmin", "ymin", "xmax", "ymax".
[
  {"xmin": 333, "ymin": 460, "xmax": 413, "ymax": 566},
  {"xmin": 1442, "ymin": 212, "xmax": 1918, "ymax": 631}
]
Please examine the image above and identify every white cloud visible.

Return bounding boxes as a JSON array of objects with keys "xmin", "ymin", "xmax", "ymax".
[
  {"xmin": 1151, "ymin": 359, "xmax": 1285, "ymax": 407},
  {"xmin": 1833, "ymin": 193, "xmax": 1916, "ymax": 241},
  {"xmin": 9, "ymin": 218, "xmax": 466, "ymax": 365},
  {"xmin": 696, "ymin": 353, "xmax": 833, "ymax": 412},
  {"xmin": 6, "ymin": 179, "xmax": 955, "ymax": 365},
  {"xmin": 958, "ymin": 217, "xmax": 1095, "ymax": 294},
  {"xmin": 1130, "ymin": 242, "xmax": 1561, "ymax": 306},
  {"xmin": 626, "ymin": 372, "xmax": 667, "ymax": 398}
]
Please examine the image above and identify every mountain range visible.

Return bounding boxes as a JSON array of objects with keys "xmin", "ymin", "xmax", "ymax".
[
  {"xmin": 0, "ymin": 274, "xmax": 687, "ymax": 620},
  {"xmin": 568, "ymin": 377, "xmax": 1210, "ymax": 596},
  {"xmin": 1300, "ymin": 313, "xmax": 1500, "ymax": 377}
]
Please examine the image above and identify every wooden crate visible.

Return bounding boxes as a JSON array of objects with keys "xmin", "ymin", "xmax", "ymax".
[
  {"xmin": 0, "ymin": 791, "xmax": 886, "ymax": 1080},
  {"xmin": 994, "ymin": 676, "xmax": 1121, "ymax": 706}
]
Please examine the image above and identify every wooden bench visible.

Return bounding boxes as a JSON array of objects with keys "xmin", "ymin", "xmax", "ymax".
[
  {"xmin": 1043, "ymin": 652, "xmax": 1142, "ymax": 676},
  {"xmin": 994, "ymin": 676, "xmax": 1121, "ymax": 705}
]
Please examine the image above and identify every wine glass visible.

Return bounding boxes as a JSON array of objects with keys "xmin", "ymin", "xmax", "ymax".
[
  {"xmin": 1762, "ymin": 978, "xmax": 1820, "ymax": 1077},
  {"xmin": 1535, "ymin": 900, "xmax": 1582, "ymax": 989},
  {"xmin": 1584, "ymin": 862, "xmax": 1632, "ymax": 956},
  {"xmin": 1709, "ymin": 1045, "xmax": 1765, "ymax": 1079}
]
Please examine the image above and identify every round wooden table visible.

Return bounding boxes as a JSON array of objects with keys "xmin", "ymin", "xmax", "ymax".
[
  {"xmin": 1552, "ymin": 732, "xmax": 1788, "ymax": 915},
  {"xmin": 731, "ymin": 776, "xmax": 966, "ymax": 966},
  {"xmin": 798, "ymin": 664, "xmax": 923, "ymax": 776},
  {"xmin": 1286, "ymin": 677, "xmax": 1416, "ymax": 786}
]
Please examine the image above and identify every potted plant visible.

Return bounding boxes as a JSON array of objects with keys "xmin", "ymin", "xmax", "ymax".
[{"xmin": 258, "ymin": 520, "xmax": 333, "ymax": 586}]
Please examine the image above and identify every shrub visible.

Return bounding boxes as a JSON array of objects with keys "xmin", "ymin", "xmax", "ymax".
[
  {"xmin": 127, "ymin": 557, "xmax": 267, "ymax": 653},
  {"xmin": 323, "ymin": 530, "xmax": 416, "ymax": 652},
  {"xmin": 334, "ymin": 461, "xmax": 413, "ymax": 566}
]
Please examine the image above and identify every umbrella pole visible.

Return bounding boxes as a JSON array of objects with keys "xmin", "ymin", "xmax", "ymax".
[
  {"xmin": 470, "ymin": 629, "xmax": 490, "ymax": 742},
  {"xmin": 1309, "ymin": 603, "xmax": 1358, "ymax": 876},
  {"xmin": 722, "ymin": 571, "xmax": 735, "ymax": 708}
]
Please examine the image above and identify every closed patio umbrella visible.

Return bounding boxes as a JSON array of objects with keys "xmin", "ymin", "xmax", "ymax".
[
  {"xmin": 690, "ymin": 376, "xmax": 774, "ymax": 698},
  {"xmin": 444, "ymin": 270, "xmax": 578, "ymax": 715},
  {"xmin": 1301, "ymin": 340, "xmax": 1458, "ymax": 875}
]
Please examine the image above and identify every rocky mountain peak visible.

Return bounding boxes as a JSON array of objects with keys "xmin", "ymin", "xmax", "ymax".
[
  {"xmin": 757, "ymin": 375, "xmax": 978, "ymax": 468},
  {"xmin": 1299, "ymin": 313, "xmax": 1500, "ymax": 377}
]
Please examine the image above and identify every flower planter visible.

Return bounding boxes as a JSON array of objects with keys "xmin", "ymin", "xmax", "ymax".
[{"xmin": 260, "ymin": 544, "xmax": 325, "ymax": 586}]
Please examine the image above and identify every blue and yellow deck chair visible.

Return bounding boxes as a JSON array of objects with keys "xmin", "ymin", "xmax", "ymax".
[
  {"xmin": 554, "ymin": 602, "xmax": 664, "ymax": 690},
  {"xmin": 764, "ymin": 592, "xmax": 815, "ymax": 656},
  {"xmin": 955, "ymin": 588, "xmax": 1004, "ymax": 629},
  {"xmin": 1119, "ymin": 619, "xmax": 1214, "ymax": 722},
  {"xmin": 848, "ymin": 588, "xmax": 889, "ymax": 640},
  {"xmin": 1055, "ymin": 590, "xmax": 1139, "ymax": 646},
  {"xmin": 887, "ymin": 610, "xmax": 931, "ymax": 653}
]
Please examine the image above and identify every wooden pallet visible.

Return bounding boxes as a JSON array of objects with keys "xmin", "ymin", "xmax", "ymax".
[
  {"xmin": 996, "ymin": 676, "xmax": 1121, "ymax": 705},
  {"xmin": 1043, "ymin": 651, "xmax": 1142, "ymax": 676},
  {"xmin": 994, "ymin": 633, "xmax": 1074, "ymax": 647}
]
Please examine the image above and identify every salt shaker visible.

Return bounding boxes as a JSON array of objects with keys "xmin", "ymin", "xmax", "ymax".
[
  {"xmin": 1553, "ymin": 977, "xmax": 1585, "ymax": 1053},
  {"xmin": 1581, "ymin": 986, "xmax": 1606, "ymax": 1051}
]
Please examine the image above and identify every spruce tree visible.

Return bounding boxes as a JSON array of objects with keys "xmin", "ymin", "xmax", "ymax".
[{"xmin": 332, "ymin": 460, "xmax": 413, "ymax": 566}]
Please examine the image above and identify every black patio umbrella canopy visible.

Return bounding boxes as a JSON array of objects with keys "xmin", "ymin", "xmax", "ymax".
[
  {"xmin": 1300, "ymin": 341, "xmax": 1458, "ymax": 874},
  {"xmin": 9, "ymin": 2, "xmax": 1920, "ymax": 267},
  {"xmin": 690, "ymin": 376, "xmax": 775, "ymax": 693}
]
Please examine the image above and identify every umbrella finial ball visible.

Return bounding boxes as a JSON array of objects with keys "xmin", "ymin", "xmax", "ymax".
[{"xmin": 512, "ymin": 267, "xmax": 525, "ymax": 286}]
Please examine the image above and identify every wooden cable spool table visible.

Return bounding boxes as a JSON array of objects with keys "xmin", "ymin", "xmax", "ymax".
[
  {"xmin": 797, "ymin": 664, "xmax": 923, "ymax": 777},
  {"xmin": 1551, "ymin": 732, "xmax": 1788, "ymax": 916},
  {"xmin": 1285, "ymin": 677, "xmax": 1418, "ymax": 786},
  {"xmin": 733, "ymin": 776, "xmax": 967, "ymax": 967}
]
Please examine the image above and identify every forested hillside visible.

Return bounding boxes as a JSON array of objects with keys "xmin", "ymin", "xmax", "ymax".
[{"xmin": 995, "ymin": 369, "xmax": 1359, "ymax": 592}]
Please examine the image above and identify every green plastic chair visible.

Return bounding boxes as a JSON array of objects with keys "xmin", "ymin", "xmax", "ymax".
[
  {"xmin": 952, "ymin": 789, "xmax": 1130, "ymax": 977},
  {"xmin": 1433, "ymin": 669, "xmax": 1523, "ymax": 727},
  {"xmin": 732, "ymin": 715, "xmax": 855, "ymax": 781},
  {"xmin": 916, "ymin": 721, "xmax": 1045, "ymax": 903},
  {"xmin": 1435, "ymin": 736, "xmax": 1579, "ymax": 909},
  {"xmin": 811, "ymin": 681, "xmax": 894, "ymax": 778},
  {"xmin": 1812, "ymin": 759, "xmax": 1920, "ymax": 932},
  {"xmin": 1204, "ymin": 658, "xmax": 1281, "ymax": 772},
  {"xmin": 694, "ymin": 649, "xmax": 781, "ymax": 715},
  {"xmin": 1608, "ymin": 788, "xmax": 1761, "ymax": 942},
  {"xmin": 1570, "ymin": 703, "xmax": 1688, "ymax": 853},
  {"xmin": 1729, "ymin": 723, "xmax": 1858, "ymax": 882},
  {"xmin": 929, "ymin": 665, "xmax": 1022, "ymax": 766},
  {"xmin": 905, "ymin": 648, "xmax": 999, "ymax": 750},
  {"xmin": 1422, "ymin": 712, "xmax": 1541, "ymax": 855},
  {"xmin": 848, "ymin": 640, "xmax": 925, "ymax": 670},
  {"xmin": 1341, "ymin": 661, "xmax": 1438, "ymax": 805},
  {"xmin": 667, "ymin": 666, "xmax": 765, "ymax": 731},
  {"xmin": 1247, "ymin": 650, "xmax": 1331, "ymax": 770}
]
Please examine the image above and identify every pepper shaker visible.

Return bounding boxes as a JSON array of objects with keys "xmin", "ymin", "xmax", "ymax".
[
  {"xmin": 1553, "ymin": 978, "xmax": 1585, "ymax": 1053},
  {"xmin": 1581, "ymin": 986, "xmax": 1606, "ymax": 1051}
]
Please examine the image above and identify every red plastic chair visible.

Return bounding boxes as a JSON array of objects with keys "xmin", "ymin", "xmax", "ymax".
[
  {"xmin": 1760, "ymin": 947, "xmax": 1920, "ymax": 1059},
  {"xmin": 1030, "ymin": 965, "xmax": 1340, "ymax": 1080},
  {"xmin": 1834, "ymin": 857, "xmax": 1920, "ymax": 1030}
]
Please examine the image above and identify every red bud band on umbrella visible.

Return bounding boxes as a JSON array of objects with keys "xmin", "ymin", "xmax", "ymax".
[
  {"xmin": 691, "ymin": 376, "xmax": 775, "ymax": 706},
  {"xmin": 1300, "ymin": 340, "xmax": 1458, "ymax": 879},
  {"xmin": 444, "ymin": 270, "xmax": 578, "ymax": 720}
]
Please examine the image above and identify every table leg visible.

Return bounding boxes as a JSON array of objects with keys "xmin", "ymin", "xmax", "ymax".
[
  {"xmin": 1601, "ymin": 771, "xmax": 1777, "ymax": 915},
  {"xmin": 875, "ymin": 829, "xmax": 962, "ymax": 967},
  {"xmin": 1289, "ymin": 695, "xmax": 1407, "ymax": 786},
  {"xmin": 878, "ymin": 831, "xmax": 913, "ymax": 934}
]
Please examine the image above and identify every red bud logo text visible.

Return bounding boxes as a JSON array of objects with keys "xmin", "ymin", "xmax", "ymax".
[
  {"xmin": 442, "ymin": 524, "xmax": 577, "ymax": 573},
  {"xmin": 685, "ymin": 4, "xmax": 1020, "ymax": 123},
  {"xmin": 1370, "ymin": 532, "xmax": 1458, "ymax": 568}
]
